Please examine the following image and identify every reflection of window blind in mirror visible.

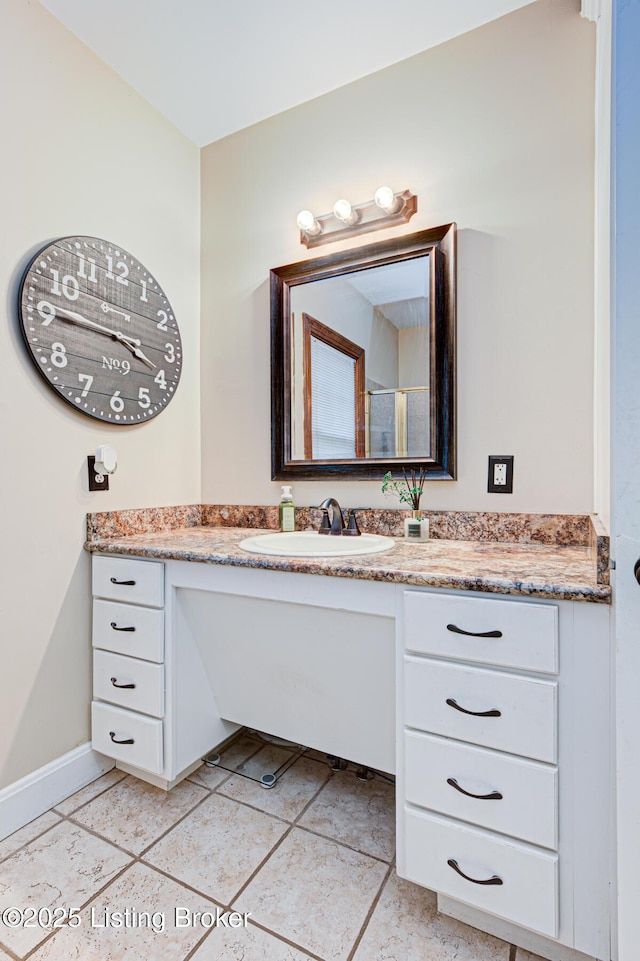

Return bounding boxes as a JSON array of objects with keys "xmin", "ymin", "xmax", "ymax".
[
  {"xmin": 368, "ymin": 392, "xmax": 396, "ymax": 457},
  {"xmin": 407, "ymin": 388, "xmax": 429, "ymax": 456},
  {"xmin": 311, "ymin": 337, "xmax": 356, "ymax": 458}
]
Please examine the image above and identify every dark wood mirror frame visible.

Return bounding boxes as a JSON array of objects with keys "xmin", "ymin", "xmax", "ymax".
[{"xmin": 270, "ymin": 223, "xmax": 456, "ymax": 480}]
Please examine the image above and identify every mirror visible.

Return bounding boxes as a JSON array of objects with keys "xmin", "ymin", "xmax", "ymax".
[{"xmin": 271, "ymin": 224, "xmax": 456, "ymax": 480}]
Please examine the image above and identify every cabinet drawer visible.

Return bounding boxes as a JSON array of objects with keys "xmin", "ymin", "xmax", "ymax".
[
  {"xmin": 93, "ymin": 650, "xmax": 164, "ymax": 718},
  {"xmin": 92, "ymin": 701, "xmax": 163, "ymax": 775},
  {"xmin": 403, "ymin": 807, "xmax": 558, "ymax": 937},
  {"xmin": 404, "ymin": 656, "xmax": 557, "ymax": 763},
  {"xmin": 93, "ymin": 600, "xmax": 164, "ymax": 662},
  {"xmin": 92, "ymin": 555, "xmax": 164, "ymax": 608},
  {"xmin": 404, "ymin": 730, "xmax": 557, "ymax": 849},
  {"xmin": 404, "ymin": 591, "xmax": 558, "ymax": 674}
]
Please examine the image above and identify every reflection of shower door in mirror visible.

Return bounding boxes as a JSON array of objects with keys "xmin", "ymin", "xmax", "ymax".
[
  {"xmin": 302, "ymin": 313, "xmax": 365, "ymax": 459},
  {"xmin": 366, "ymin": 387, "xmax": 430, "ymax": 458}
]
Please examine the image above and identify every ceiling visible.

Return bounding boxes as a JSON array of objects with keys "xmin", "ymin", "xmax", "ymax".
[{"xmin": 39, "ymin": 0, "xmax": 536, "ymax": 147}]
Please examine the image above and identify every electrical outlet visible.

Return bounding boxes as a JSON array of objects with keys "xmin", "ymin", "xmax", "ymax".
[
  {"xmin": 494, "ymin": 462, "xmax": 508, "ymax": 486},
  {"xmin": 488, "ymin": 455, "xmax": 514, "ymax": 494},
  {"xmin": 88, "ymin": 455, "xmax": 109, "ymax": 492}
]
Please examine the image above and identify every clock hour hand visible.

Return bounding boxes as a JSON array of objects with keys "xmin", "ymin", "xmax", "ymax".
[
  {"xmin": 129, "ymin": 345, "xmax": 156, "ymax": 370},
  {"xmin": 56, "ymin": 307, "xmax": 156, "ymax": 369}
]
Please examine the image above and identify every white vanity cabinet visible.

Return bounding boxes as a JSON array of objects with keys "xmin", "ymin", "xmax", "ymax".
[
  {"xmin": 91, "ymin": 554, "xmax": 239, "ymax": 788},
  {"xmin": 397, "ymin": 589, "xmax": 611, "ymax": 961},
  {"xmin": 89, "ymin": 550, "xmax": 611, "ymax": 960}
]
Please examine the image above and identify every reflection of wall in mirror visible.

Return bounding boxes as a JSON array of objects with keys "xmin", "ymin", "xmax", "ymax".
[
  {"xmin": 398, "ymin": 321, "xmax": 429, "ymax": 387},
  {"xmin": 368, "ymin": 308, "xmax": 398, "ymax": 388}
]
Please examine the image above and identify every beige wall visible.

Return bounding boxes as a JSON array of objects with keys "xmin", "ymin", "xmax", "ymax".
[
  {"xmin": 201, "ymin": 0, "xmax": 595, "ymax": 513},
  {"xmin": 0, "ymin": 0, "xmax": 201, "ymax": 787}
]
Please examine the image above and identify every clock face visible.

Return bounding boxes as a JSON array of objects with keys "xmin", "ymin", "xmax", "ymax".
[{"xmin": 19, "ymin": 236, "xmax": 182, "ymax": 424}]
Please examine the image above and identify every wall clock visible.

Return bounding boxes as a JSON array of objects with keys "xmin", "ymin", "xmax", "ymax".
[{"xmin": 18, "ymin": 236, "xmax": 182, "ymax": 424}]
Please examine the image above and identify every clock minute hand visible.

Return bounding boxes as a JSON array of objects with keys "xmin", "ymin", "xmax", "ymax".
[
  {"xmin": 56, "ymin": 306, "xmax": 123, "ymax": 339},
  {"xmin": 56, "ymin": 307, "xmax": 156, "ymax": 369}
]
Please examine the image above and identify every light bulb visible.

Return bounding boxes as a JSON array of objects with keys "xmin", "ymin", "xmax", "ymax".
[
  {"xmin": 296, "ymin": 209, "xmax": 322, "ymax": 235},
  {"xmin": 374, "ymin": 186, "xmax": 400, "ymax": 213},
  {"xmin": 333, "ymin": 199, "xmax": 360, "ymax": 226}
]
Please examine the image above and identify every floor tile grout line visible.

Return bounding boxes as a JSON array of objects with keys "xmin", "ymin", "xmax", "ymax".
[
  {"xmin": 64, "ymin": 780, "xmax": 213, "ymax": 860},
  {"xmin": 0, "ymin": 817, "xmax": 63, "ymax": 867},
  {"xmin": 136, "ymin": 788, "xmax": 215, "ymax": 858},
  {"xmin": 136, "ymin": 859, "xmax": 228, "ymax": 911},
  {"xmin": 226, "ymin": 818, "xmax": 297, "ymax": 906},
  {"xmin": 0, "ymin": 935, "xmax": 21, "ymax": 961},
  {"xmin": 179, "ymin": 926, "xmax": 217, "ymax": 961},
  {"xmin": 223, "ymin": 757, "xmax": 337, "ymax": 906},
  {"xmin": 16, "ymin": 857, "xmax": 135, "ymax": 961},
  {"xmin": 242, "ymin": 918, "xmax": 327, "ymax": 961},
  {"xmin": 345, "ymin": 860, "xmax": 394, "ymax": 961},
  {"xmin": 51, "ymin": 769, "xmax": 129, "ymax": 818},
  {"xmin": 60, "ymin": 810, "xmax": 145, "ymax": 859},
  {"xmin": 293, "ymin": 823, "xmax": 394, "ymax": 866},
  {"xmin": 180, "ymin": 916, "xmax": 326, "ymax": 961},
  {"xmin": 209, "ymin": 786, "xmax": 298, "ymax": 826},
  {"xmin": 187, "ymin": 768, "xmax": 232, "ymax": 791},
  {"xmin": 225, "ymin": 764, "xmax": 392, "ymax": 935}
]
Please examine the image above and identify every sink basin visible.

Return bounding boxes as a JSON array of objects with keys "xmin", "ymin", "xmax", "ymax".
[{"xmin": 239, "ymin": 531, "xmax": 395, "ymax": 558}]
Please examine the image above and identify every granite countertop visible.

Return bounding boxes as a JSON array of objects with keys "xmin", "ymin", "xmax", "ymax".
[{"xmin": 85, "ymin": 506, "xmax": 611, "ymax": 604}]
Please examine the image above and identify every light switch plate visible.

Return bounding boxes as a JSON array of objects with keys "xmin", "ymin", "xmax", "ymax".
[{"xmin": 488, "ymin": 455, "xmax": 514, "ymax": 493}]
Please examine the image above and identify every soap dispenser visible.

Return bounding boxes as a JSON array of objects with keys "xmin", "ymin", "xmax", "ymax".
[{"xmin": 279, "ymin": 486, "xmax": 296, "ymax": 532}]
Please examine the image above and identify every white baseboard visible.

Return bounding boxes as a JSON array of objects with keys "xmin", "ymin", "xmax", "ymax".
[{"xmin": 0, "ymin": 744, "xmax": 114, "ymax": 841}]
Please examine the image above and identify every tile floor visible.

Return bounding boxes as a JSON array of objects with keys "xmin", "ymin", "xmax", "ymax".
[{"xmin": 0, "ymin": 731, "xmax": 549, "ymax": 961}]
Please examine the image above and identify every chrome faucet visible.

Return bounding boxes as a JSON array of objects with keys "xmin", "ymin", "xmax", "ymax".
[{"xmin": 318, "ymin": 497, "xmax": 345, "ymax": 535}]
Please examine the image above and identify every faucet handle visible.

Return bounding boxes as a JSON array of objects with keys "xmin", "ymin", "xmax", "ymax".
[
  {"xmin": 318, "ymin": 509, "xmax": 331, "ymax": 534},
  {"xmin": 343, "ymin": 509, "xmax": 362, "ymax": 536}
]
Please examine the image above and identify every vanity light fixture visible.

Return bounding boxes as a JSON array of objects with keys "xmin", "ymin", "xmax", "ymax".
[
  {"xmin": 297, "ymin": 187, "xmax": 418, "ymax": 248},
  {"xmin": 333, "ymin": 198, "xmax": 360, "ymax": 226},
  {"xmin": 295, "ymin": 209, "xmax": 322, "ymax": 237},
  {"xmin": 374, "ymin": 185, "xmax": 403, "ymax": 214}
]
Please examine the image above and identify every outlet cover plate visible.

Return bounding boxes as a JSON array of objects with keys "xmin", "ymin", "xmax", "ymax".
[
  {"xmin": 88, "ymin": 455, "xmax": 109, "ymax": 492},
  {"xmin": 488, "ymin": 455, "xmax": 514, "ymax": 493}
]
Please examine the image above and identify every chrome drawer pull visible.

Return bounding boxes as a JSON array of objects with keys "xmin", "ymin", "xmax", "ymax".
[
  {"xmin": 110, "ymin": 622, "xmax": 136, "ymax": 632},
  {"xmin": 447, "ymin": 623, "xmax": 502, "ymax": 638},
  {"xmin": 447, "ymin": 777, "xmax": 503, "ymax": 801},
  {"xmin": 110, "ymin": 677, "xmax": 136, "ymax": 690},
  {"xmin": 447, "ymin": 858, "xmax": 503, "ymax": 886},
  {"xmin": 446, "ymin": 697, "xmax": 501, "ymax": 718},
  {"xmin": 110, "ymin": 577, "xmax": 136, "ymax": 586},
  {"xmin": 109, "ymin": 731, "xmax": 134, "ymax": 745}
]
